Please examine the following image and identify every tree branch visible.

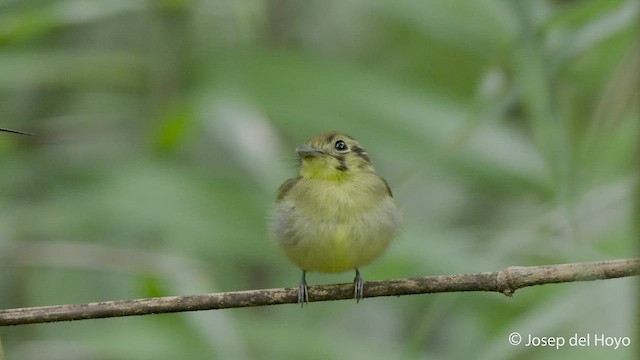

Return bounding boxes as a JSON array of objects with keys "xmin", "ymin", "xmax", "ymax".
[{"xmin": 1, "ymin": 258, "xmax": 638, "ymax": 326}]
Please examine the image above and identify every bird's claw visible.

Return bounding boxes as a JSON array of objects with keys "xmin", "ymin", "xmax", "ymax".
[
  {"xmin": 354, "ymin": 269, "xmax": 364, "ymax": 303},
  {"xmin": 298, "ymin": 271, "xmax": 309, "ymax": 307}
]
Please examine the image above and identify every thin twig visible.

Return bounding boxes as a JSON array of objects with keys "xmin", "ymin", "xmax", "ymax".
[
  {"xmin": 1, "ymin": 258, "xmax": 638, "ymax": 326},
  {"xmin": 0, "ymin": 128, "xmax": 33, "ymax": 136}
]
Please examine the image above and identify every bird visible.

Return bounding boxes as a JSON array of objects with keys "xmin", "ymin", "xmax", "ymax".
[{"xmin": 269, "ymin": 131, "xmax": 401, "ymax": 305}]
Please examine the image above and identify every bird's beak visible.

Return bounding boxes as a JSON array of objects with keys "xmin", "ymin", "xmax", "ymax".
[{"xmin": 296, "ymin": 146, "xmax": 324, "ymax": 158}]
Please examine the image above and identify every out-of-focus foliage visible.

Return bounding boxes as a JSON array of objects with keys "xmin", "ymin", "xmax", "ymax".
[{"xmin": 1, "ymin": 0, "xmax": 638, "ymax": 359}]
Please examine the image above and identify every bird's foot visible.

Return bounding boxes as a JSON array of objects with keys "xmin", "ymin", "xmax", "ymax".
[
  {"xmin": 354, "ymin": 269, "xmax": 364, "ymax": 303},
  {"xmin": 298, "ymin": 271, "xmax": 309, "ymax": 307}
]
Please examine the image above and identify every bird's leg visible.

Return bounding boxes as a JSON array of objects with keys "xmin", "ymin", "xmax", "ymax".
[
  {"xmin": 354, "ymin": 269, "xmax": 364, "ymax": 302},
  {"xmin": 298, "ymin": 270, "xmax": 309, "ymax": 306}
]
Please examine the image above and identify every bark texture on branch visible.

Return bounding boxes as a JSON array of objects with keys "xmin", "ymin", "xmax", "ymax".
[{"xmin": 1, "ymin": 258, "xmax": 638, "ymax": 326}]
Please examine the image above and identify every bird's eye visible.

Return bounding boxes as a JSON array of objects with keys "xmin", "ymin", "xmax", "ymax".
[{"xmin": 334, "ymin": 140, "xmax": 348, "ymax": 151}]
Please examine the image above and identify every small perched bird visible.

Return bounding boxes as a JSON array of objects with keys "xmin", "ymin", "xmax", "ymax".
[{"xmin": 270, "ymin": 131, "xmax": 401, "ymax": 305}]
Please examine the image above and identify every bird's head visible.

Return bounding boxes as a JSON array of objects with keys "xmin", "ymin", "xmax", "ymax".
[{"xmin": 296, "ymin": 131, "xmax": 374, "ymax": 180}]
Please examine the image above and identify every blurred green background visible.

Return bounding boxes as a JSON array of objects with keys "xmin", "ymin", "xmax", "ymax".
[{"xmin": 1, "ymin": 0, "xmax": 638, "ymax": 359}]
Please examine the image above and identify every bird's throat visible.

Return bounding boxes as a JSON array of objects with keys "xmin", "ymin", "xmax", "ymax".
[{"xmin": 299, "ymin": 157, "xmax": 349, "ymax": 181}]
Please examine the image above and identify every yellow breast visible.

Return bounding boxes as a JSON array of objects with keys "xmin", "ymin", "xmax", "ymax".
[{"xmin": 270, "ymin": 173, "xmax": 401, "ymax": 273}]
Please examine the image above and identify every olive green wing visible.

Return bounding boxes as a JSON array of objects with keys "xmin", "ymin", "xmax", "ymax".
[
  {"xmin": 275, "ymin": 177, "xmax": 301, "ymax": 202},
  {"xmin": 379, "ymin": 175, "xmax": 394, "ymax": 198}
]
